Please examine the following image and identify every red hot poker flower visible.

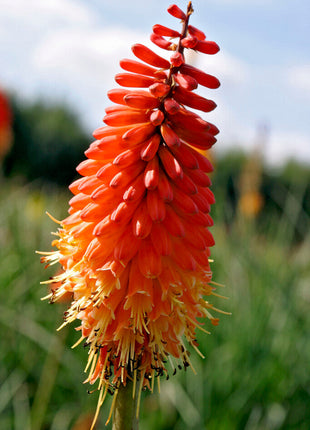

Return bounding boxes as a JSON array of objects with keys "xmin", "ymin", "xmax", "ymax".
[{"xmin": 40, "ymin": 1, "xmax": 227, "ymax": 426}]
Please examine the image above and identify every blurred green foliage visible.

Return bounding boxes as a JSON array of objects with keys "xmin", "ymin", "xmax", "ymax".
[
  {"xmin": 1, "ymin": 98, "xmax": 310, "ymax": 429},
  {"xmin": 3, "ymin": 99, "xmax": 88, "ymax": 186},
  {"xmin": 212, "ymin": 152, "xmax": 310, "ymax": 243}
]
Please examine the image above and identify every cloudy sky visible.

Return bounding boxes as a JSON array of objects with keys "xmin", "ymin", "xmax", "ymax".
[{"xmin": 1, "ymin": 0, "xmax": 309, "ymax": 165}]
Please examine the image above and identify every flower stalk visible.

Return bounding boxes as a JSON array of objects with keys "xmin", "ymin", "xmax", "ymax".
[{"xmin": 112, "ymin": 382, "xmax": 139, "ymax": 430}]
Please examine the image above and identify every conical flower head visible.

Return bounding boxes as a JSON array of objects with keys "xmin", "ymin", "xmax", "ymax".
[{"xmin": 41, "ymin": 1, "xmax": 225, "ymax": 420}]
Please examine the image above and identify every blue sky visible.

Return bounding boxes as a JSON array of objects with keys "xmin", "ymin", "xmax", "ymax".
[{"xmin": 1, "ymin": 0, "xmax": 309, "ymax": 165}]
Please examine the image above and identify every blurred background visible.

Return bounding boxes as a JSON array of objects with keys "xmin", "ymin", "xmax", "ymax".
[{"xmin": 0, "ymin": 0, "xmax": 309, "ymax": 429}]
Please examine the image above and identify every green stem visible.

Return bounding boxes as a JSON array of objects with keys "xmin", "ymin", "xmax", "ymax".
[{"xmin": 112, "ymin": 382, "xmax": 139, "ymax": 430}]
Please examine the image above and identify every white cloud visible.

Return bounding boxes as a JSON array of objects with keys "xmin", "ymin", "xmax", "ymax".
[
  {"xmin": 213, "ymin": 118, "xmax": 310, "ymax": 167},
  {"xmin": 206, "ymin": 96, "xmax": 310, "ymax": 167},
  {"xmin": 0, "ymin": 0, "xmax": 94, "ymax": 26},
  {"xmin": 286, "ymin": 64, "xmax": 310, "ymax": 97},
  {"xmin": 216, "ymin": 119, "xmax": 310, "ymax": 167},
  {"xmin": 195, "ymin": 50, "xmax": 250, "ymax": 87},
  {"xmin": 267, "ymin": 131, "xmax": 310, "ymax": 165},
  {"xmin": 32, "ymin": 27, "xmax": 144, "ymax": 83},
  {"xmin": 0, "ymin": 0, "xmax": 97, "ymax": 99},
  {"xmin": 31, "ymin": 26, "xmax": 149, "ymax": 129},
  {"xmin": 0, "ymin": 0, "xmax": 148, "ymax": 124}
]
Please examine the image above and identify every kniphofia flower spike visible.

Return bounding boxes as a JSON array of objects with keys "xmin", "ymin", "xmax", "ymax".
[{"xmin": 40, "ymin": 2, "xmax": 227, "ymax": 427}]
